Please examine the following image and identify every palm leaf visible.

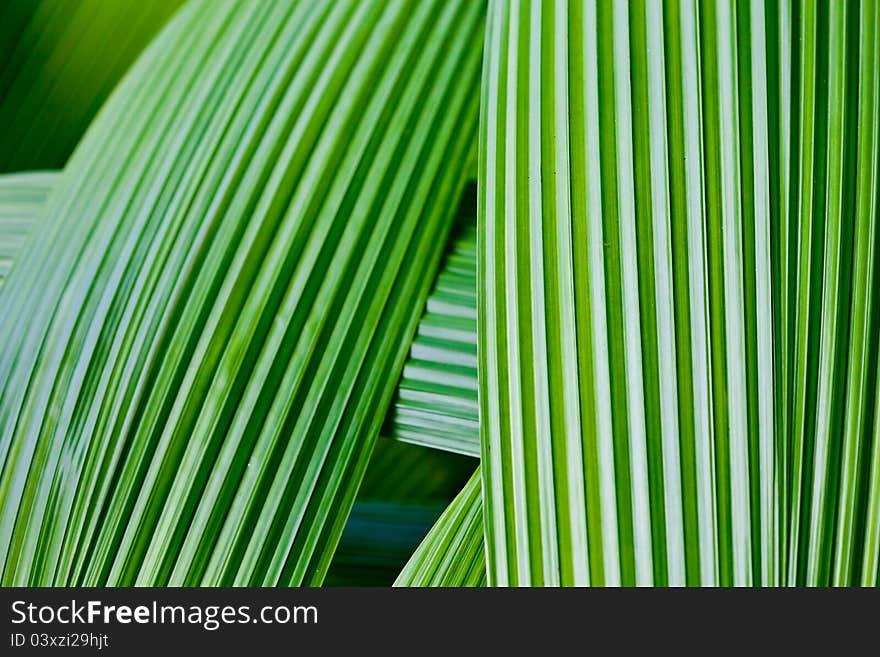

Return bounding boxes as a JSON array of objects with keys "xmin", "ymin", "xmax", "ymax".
[
  {"xmin": 476, "ymin": 0, "xmax": 879, "ymax": 587},
  {"xmin": 400, "ymin": 0, "xmax": 880, "ymax": 588},
  {"xmin": 1, "ymin": 0, "xmax": 878, "ymax": 589},
  {"xmin": 0, "ymin": 0, "xmax": 484, "ymax": 586},
  {"xmin": 479, "ymin": 0, "xmax": 770, "ymax": 587},
  {"xmin": 0, "ymin": 171, "xmax": 55, "ymax": 289},
  {"xmin": 386, "ymin": 185, "xmax": 481, "ymax": 457},
  {"xmin": 784, "ymin": 0, "xmax": 880, "ymax": 586}
]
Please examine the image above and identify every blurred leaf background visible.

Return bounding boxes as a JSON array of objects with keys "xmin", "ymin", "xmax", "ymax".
[{"xmin": 0, "ymin": 0, "xmax": 183, "ymax": 171}]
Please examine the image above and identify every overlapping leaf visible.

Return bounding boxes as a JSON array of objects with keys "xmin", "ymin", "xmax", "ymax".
[
  {"xmin": 0, "ymin": 0, "xmax": 484, "ymax": 586},
  {"xmin": 0, "ymin": 0, "xmax": 877, "ymax": 589}
]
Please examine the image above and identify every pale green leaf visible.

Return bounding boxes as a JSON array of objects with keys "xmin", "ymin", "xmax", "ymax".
[
  {"xmin": 0, "ymin": 171, "xmax": 55, "ymax": 289},
  {"xmin": 479, "ymin": 0, "xmax": 782, "ymax": 587}
]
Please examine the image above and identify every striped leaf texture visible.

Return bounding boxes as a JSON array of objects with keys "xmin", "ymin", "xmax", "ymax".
[
  {"xmin": 479, "ymin": 0, "xmax": 879, "ymax": 587},
  {"xmin": 0, "ymin": 0, "xmax": 484, "ymax": 586},
  {"xmin": 0, "ymin": 0, "xmax": 183, "ymax": 171},
  {"xmin": 387, "ymin": 187, "xmax": 481, "ymax": 457},
  {"xmin": 395, "ymin": 469, "xmax": 486, "ymax": 586},
  {"xmin": 864, "ymin": 382, "xmax": 880, "ymax": 586},
  {"xmin": 782, "ymin": 0, "xmax": 880, "ymax": 586},
  {"xmin": 0, "ymin": 171, "xmax": 55, "ymax": 288}
]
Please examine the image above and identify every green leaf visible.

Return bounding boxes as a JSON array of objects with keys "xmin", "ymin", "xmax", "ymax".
[
  {"xmin": 0, "ymin": 171, "xmax": 55, "ymax": 289},
  {"xmin": 395, "ymin": 468, "xmax": 485, "ymax": 587},
  {"xmin": 3, "ymin": 0, "xmax": 878, "ymax": 590},
  {"xmin": 478, "ymin": 0, "xmax": 782, "ymax": 587},
  {"xmin": 862, "ymin": 378, "xmax": 880, "ymax": 586},
  {"xmin": 475, "ymin": 0, "xmax": 879, "ymax": 588},
  {"xmin": 785, "ymin": 0, "xmax": 880, "ymax": 586},
  {"xmin": 387, "ymin": 186, "xmax": 481, "ymax": 457},
  {"xmin": 0, "ymin": 0, "xmax": 484, "ymax": 586}
]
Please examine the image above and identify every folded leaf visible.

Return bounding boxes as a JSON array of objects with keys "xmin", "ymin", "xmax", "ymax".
[
  {"xmin": 0, "ymin": 0, "xmax": 484, "ymax": 586},
  {"xmin": 387, "ymin": 186, "xmax": 480, "ymax": 457}
]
